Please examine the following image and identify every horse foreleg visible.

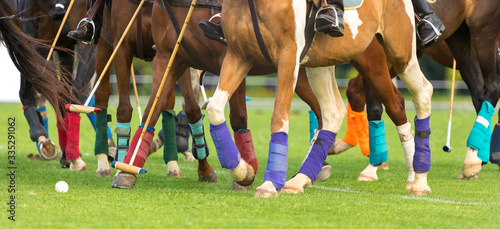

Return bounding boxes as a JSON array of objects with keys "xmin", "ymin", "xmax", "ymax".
[
  {"xmin": 206, "ymin": 52, "xmax": 254, "ymax": 188},
  {"xmin": 281, "ymin": 66, "xmax": 343, "ymax": 194}
]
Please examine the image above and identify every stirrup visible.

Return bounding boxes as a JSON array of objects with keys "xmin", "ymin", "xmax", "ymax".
[
  {"xmin": 418, "ymin": 19, "xmax": 442, "ymax": 42},
  {"xmin": 314, "ymin": 5, "xmax": 340, "ymax": 31},
  {"xmin": 76, "ymin": 18, "xmax": 96, "ymax": 45}
]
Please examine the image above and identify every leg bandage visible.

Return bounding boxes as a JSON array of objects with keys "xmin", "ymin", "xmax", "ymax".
[
  {"xmin": 94, "ymin": 105, "xmax": 108, "ymax": 156},
  {"xmin": 210, "ymin": 121, "xmax": 240, "ymax": 169},
  {"xmin": 368, "ymin": 120, "xmax": 388, "ymax": 165},
  {"xmin": 189, "ymin": 114, "xmax": 209, "ymax": 160},
  {"xmin": 161, "ymin": 110, "xmax": 178, "ymax": 163},
  {"xmin": 264, "ymin": 132, "xmax": 288, "ymax": 190},
  {"xmin": 308, "ymin": 110, "xmax": 319, "ymax": 142},
  {"xmin": 37, "ymin": 106, "xmax": 49, "ymax": 138},
  {"xmin": 66, "ymin": 112, "xmax": 81, "ymax": 160},
  {"xmin": 115, "ymin": 122, "xmax": 131, "ymax": 162},
  {"xmin": 124, "ymin": 126, "xmax": 155, "ymax": 167},
  {"xmin": 298, "ymin": 130, "xmax": 336, "ymax": 183},
  {"xmin": 467, "ymin": 101, "xmax": 494, "ymax": 162},
  {"xmin": 234, "ymin": 129, "xmax": 258, "ymax": 173},
  {"xmin": 24, "ymin": 106, "xmax": 47, "ymax": 142},
  {"xmin": 490, "ymin": 123, "xmax": 500, "ymax": 164},
  {"xmin": 175, "ymin": 111, "xmax": 190, "ymax": 153},
  {"xmin": 57, "ymin": 114, "xmax": 69, "ymax": 152},
  {"xmin": 414, "ymin": 115, "xmax": 431, "ymax": 173}
]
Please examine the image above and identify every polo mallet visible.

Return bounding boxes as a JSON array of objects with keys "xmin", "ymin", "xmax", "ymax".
[
  {"xmin": 131, "ymin": 64, "xmax": 143, "ymax": 121},
  {"xmin": 443, "ymin": 59, "xmax": 457, "ymax": 152},
  {"xmin": 112, "ymin": 0, "xmax": 198, "ymax": 174},
  {"xmin": 66, "ymin": 0, "xmax": 147, "ymax": 114},
  {"xmin": 46, "ymin": 0, "xmax": 75, "ymax": 62},
  {"xmin": 197, "ymin": 70, "xmax": 211, "ymax": 109}
]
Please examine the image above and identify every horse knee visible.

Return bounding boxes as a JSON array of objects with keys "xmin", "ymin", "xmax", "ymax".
[{"xmin": 116, "ymin": 104, "xmax": 133, "ymax": 122}]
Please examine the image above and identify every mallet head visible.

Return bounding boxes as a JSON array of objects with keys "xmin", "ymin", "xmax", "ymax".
[{"xmin": 443, "ymin": 145, "xmax": 452, "ymax": 153}]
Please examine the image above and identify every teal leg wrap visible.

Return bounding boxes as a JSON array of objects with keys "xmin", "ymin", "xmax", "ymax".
[
  {"xmin": 94, "ymin": 105, "xmax": 108, "ymax": 156},
  {"xmin": 308, "ymin": 110, "xmax": 319, "ymax": 142},
  {"xmin": 162, "ymin": 110, "xmax": 178, "ymax": 163},
  {"xmin": 467, "ymin": 101, "xmax": 495, "ymax": 162},
  {"xmin": 189, "ymin": 114, "xmax": 209, "ymax": 160},
  {"xmin": 368, "ymin": 120, "xmax": 388, "ymax": 165},
  {"xmin": 115, "ymin": 122, "xmax": 131, "ymax": 162}
]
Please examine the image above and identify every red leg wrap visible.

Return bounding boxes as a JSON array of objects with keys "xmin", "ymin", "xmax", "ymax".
[
  {"xmin": 66, "ymin": 112, "xmax": 81, "ymax": 160},
  {"xmin": 234, "ymin": 130, "xmax": 258, "ymax": 173},
  {"xmin": 56, "ymin": 113, "xmax": 69, "ymax": 152},
  {"xmin": 124, "ymin": 128, "xmax": 155, "ymax": 168}
]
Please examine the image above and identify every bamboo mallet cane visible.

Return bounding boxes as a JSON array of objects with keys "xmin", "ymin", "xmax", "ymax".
[
  {"xmin": 443, "ymin": 59, "xmax": 457, "ymax": 152},
  {"xmin": 65, "ymin": 0, "xmax": 147, "ymax": 114},
  {"xmin": 46, "ymin": 0, "xmax": 75, "ymax": 62},
  {"xmin": 112, "ymin": 0, "xmax": 199, "ymax": 174},
  {"xmin": 130, "ymin": 64, "xmax": 143, "ymax": 121}
]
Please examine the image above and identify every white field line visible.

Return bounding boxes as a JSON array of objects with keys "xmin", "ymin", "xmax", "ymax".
[{"xmin": 312, "ymin": 185, "xmax": 496, "ymax": 206}]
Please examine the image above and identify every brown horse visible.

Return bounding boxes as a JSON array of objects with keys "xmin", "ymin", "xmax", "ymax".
[
  {"xmin": 336, "ymin": 0, "xmax": 500, "ymax": 179},
  {"xmin": 110, "ymin": 0, "xmax": 328, "ymax": 189},
  {"xmin": 206, "ymin": 0, "xmax": 433, "ymax": 197}
]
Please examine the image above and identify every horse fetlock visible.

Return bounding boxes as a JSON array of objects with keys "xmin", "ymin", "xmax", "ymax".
[
  {"xmin": 463, "ymin": 147, "xmax": 482, "ymax": 178},
  {"xmin": 328, "ymin": 139, "xmax": 353, "ymax": 155},
  {"xmin": 230, "ymin": 160, "xmax": 255, "ymax": 186},
  {"xmin": 281, "ymin": 173, "xmax": 312, "ymax": 194},
  {"xmin": 409, "ymin": 172, "xmax": 431, "ymax": 195},
  {"xmin": 70, "ymin": 157, "xmax": 87, "ymax": 171},
  {"xmin": 95, "ymin": 154, "xmax": 111, "ymax": 177},
  {"xmin": 167, "ymin": 161, "xmax": 182, "ymax": 178},
  {"xmin": 254, "ymin": 181, "xmax": 278, "ymax": 198}
]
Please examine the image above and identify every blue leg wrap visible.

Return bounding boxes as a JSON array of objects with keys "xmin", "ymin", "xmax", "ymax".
[
  {"xmin": 298, "ymin": 130, "xmax": 336, "ymax": 183},
  {"xmin": 467, "ymin": 101, "xmax": 494, "ymax": 162},
  {"xmin": 264, "ymin": 132, "xmax": 288, "ymax": 190},
  {"xmin": 414, "ymin": 115, "xmax": 431, "ymax": 173},
  {"xmin": 308, "ymin": 110, "xmax": 319, "ymax": 142},
  {"xmin": 210, "ymin": 121, "xmax": 240, "ymax": 169},
  {"xmin": 37, "ymin": 107, "xmax": 49, "ymax": 138},
  {"xmin": 189, "ymin": 114, "xmax": 208, "ymax": 160},
  {"xmin": 368, "ymin": 120, "xmax": 388, "ymax": 165},
  {"xmin": 115, "ymin": 122, "xmax": 131, "ymax": 162},
  {"xmin": 490, "ymin": 123, "xmax": 500, "ymax": 164}
]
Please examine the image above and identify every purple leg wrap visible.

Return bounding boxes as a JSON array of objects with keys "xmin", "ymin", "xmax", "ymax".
[
  {"xmin": 264, "ymin": 132, "xmax": 288, "ymax": 190},
  {"xmin": 210, "ymin": 121, "xmax": 240, "ymax": 169},
  {"xmin": 298, "ymin": 130, "xmax": 336, "ymax": 183},
  {"xmin": 413, "ymin": 115, "xmax": 431, "ymax": 173}
]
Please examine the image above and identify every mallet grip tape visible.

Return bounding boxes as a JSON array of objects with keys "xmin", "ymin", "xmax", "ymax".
[
  {"xmin": 111, "ymin": 161, "xmax": 147, "ymax": 174},
  {"xmin": 65, "ymin": 104, "xmax": 102, "ymax": 114}
]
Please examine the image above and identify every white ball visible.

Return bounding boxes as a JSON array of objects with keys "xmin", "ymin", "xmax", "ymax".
[{"xmin": 55, "ymin": 181, "xmax": 69, "ymax": 193}]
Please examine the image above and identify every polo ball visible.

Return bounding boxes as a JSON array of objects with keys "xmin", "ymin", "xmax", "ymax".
[{"xmin": 55, "ymin": 181, "xmax": 69, "ymax": 193}]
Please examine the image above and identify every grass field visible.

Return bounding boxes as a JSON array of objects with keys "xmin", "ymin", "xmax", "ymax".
[{"xmin": 1, "ymin": 100, "xmax": 499, "ymax": 228}]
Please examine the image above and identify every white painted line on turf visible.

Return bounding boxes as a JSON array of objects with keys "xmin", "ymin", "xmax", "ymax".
[{"xmin": 312, "ymin": 185, "xmax": 362, "ymax": 193}]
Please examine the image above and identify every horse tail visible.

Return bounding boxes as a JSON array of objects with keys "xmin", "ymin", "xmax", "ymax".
[{"xmin": 0, "ymin": 0, "xmax": 76, "ymax": 117}]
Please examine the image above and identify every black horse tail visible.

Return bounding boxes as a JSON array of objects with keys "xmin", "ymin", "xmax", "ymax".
[{"xmin": 0, "ymin": 0, "xmax": 77, "ymax": 117}]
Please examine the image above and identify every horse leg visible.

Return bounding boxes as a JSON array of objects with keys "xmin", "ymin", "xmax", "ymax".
[
  {"xmin": 382, "ymin": 6, "xmax": 433, "ymax": 195},
  {"xmin": 206, "ymin": 52, "xmax": 254, "ymax": 189},
  {"xmin": 329, "ymin": 75, "xmax": 369, "ymax": 155},
  {"xmin": 281, "ymin": 66, "xmax": 345, "ymax": 194},
  {"xmin": 445, "ymin": 25, "xmax": 493, "ymax": 179},
  {"xmin": 228, "ymin": 78, "xmax": 256, "ymax": 190},
  {"xmin": 178, "ymin": 69, "xmax": 217, "ymax": 183}
]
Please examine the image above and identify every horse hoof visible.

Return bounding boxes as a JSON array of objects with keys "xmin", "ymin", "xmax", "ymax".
[
  {"xmin": 380, "ymin": 162, "xmax": 389, "ymax": 170},
  {"xmin": 357, "ymin": 172, "xmax": 377, "ymax": 181},
  {"xmin": 111, "ymin": 171, "xmax": 137, "ymax": 189},
  {"xmin": 316, "ymin": 161, "xmax": 332, "ymax": 182},
  {"xmin": 182, "ymin": 150, "xmax": 196, "ymax": 162},
  {"xmin": 27, "ymin": 153, "xmax": 49, "ymax": 161},
  {"xmin": 60, "ymin": 158, "xmax": 70, "ymax": 169},
  {"xmin": 167, "ymin": 170, "xmax": 183, "ymax": 178},
  {"xmin": 96, "ymin": 170, "xmax": 112, "ymax": 177},
  {"xmin": 231, "ymin": 181, "xmax": 251, "ymax": 190},
  {"xmin": 457, "ymin": 170, "xmax": 479, "ymax": 180},
  {"xmin": 198, "ymin": 171, "xmax": 218, "ymax": 183},
  {"xmin": 107, "ymin": 146, "xmax": 117, "ymax": 162},
  {"xmin": 463, "ymin": 163, "xmax": 482, "ymax": 178},
  {"xmin": 254, "ymin": 181, "xmax": 278, "ymax": 197},
  {"xmin": 69, "ymin": 158, "xmax": 87, "ymax": 171},
  {"xmin": 38, "ymin": 138, "xmax": 58, "ymax": 160},
  {"xmin": 281, "ymin": 173, "xmax": 312, "ymax": 194},
  {"xmin": 409, "ymin": 186, "xmax": 431, "ymax": 195},
  {"xmin": 405, "ymin": 181, "xmax": 413, "ymax": 190},
  {"xmin": 230, "ymin": 160, "xmax": 255, "ymax": 186},
  {"xmin": 409, "ymin": 172, "xmax": 431, "ymax": 195}
]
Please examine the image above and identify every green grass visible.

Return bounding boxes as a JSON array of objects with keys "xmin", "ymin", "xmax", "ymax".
[{"xmin": 0, "ymin": 101, "xmax": 499, "ymax": 229}]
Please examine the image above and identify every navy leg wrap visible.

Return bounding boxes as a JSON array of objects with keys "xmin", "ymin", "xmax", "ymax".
[
  {"xmin": 24, "ymin": 106, "xmax": 47, "ymax": 142},
  {"xmin": 413, "ymin": 115, "xmax": 431, "ymax": 173},
  {"xmin": 298, "ymin": 130, "xmax": 336, "ymax": 182},
  {"xmin": 490, "ymin": 123, "xmax": 500, "ymax": 164},
  {"xmin": 264, "ymin": 132, "xmax": 288, "ymax": 190},
  {"xmin": 210, "ymin": 121, "xmax": 240, "ymax": 169}
]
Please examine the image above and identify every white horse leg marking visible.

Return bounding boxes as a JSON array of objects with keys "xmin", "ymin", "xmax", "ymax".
[
  {"xmin": 206, "ymin": 87, "xmax": 229, "ymax": 125},
  {"xmin": 396, "ymin": 121, "xmax": 415, "ymax": 188}
]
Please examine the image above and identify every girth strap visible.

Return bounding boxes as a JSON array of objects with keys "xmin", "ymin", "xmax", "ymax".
[
  {"xmin": 248, "ymin": 0, "xmax": 273, "ymax": 64},
  {"xmin": 88, "ymin": 0, "xmax": 104, "ymax": 20}
]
